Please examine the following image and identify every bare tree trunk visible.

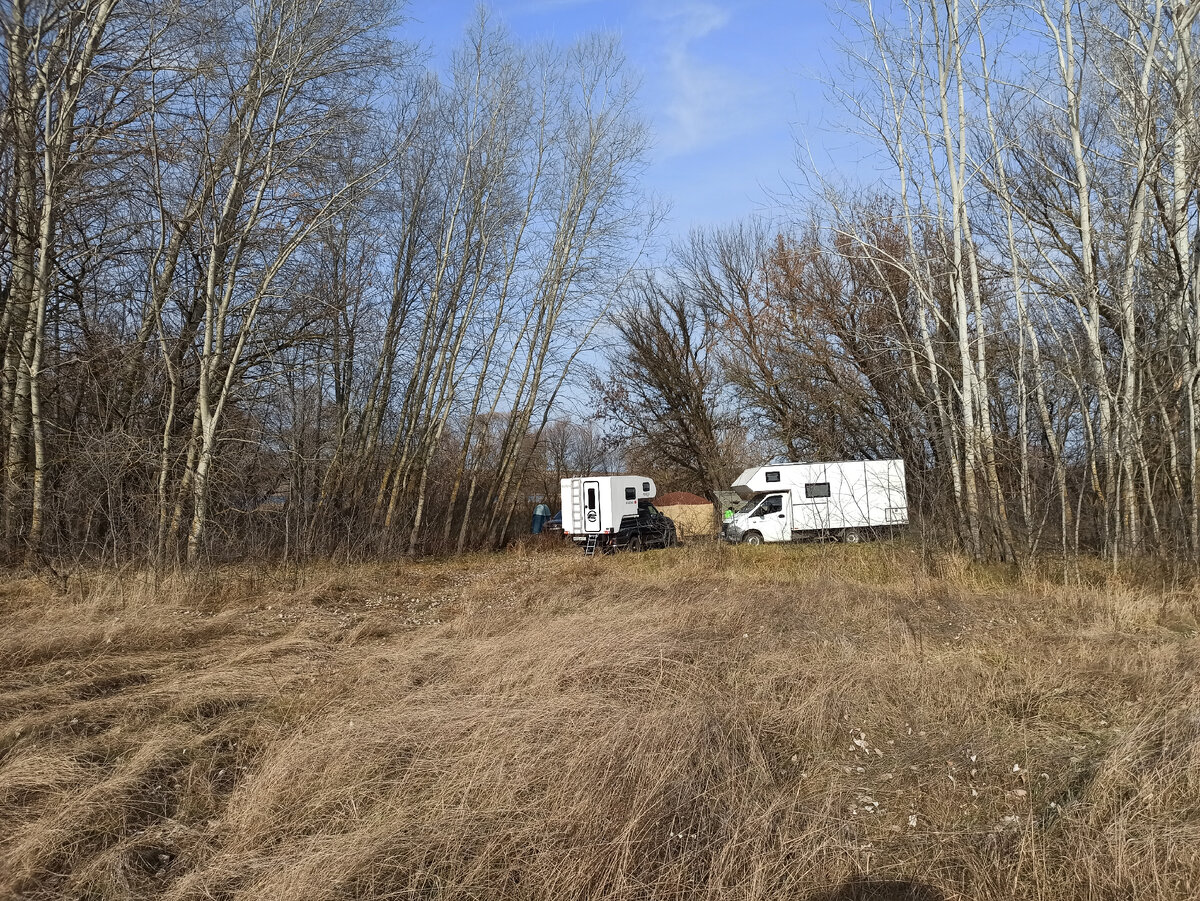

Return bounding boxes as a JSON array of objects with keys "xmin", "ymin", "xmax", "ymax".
[{"xmin": 1041, "ymin": 0, "xmax": 1116, "ymax": 556}]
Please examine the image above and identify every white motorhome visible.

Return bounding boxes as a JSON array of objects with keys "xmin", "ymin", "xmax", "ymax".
[
  {"xmin": 723, "ymin": 460, "xmax": 908, "ymax": 545},
  {"xmin": 561, "ymin": 475, "xmax": 678, "ymax": 553}
]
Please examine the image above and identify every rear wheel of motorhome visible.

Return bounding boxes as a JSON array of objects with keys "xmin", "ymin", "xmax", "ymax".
[
  {"xmin": 742, "ymin": 531, "xmax": 764, "ymax": 546},
  {"xmin": 627, "ymin": 534, "xmax": 644, "ymax": 552},
  {"xmin": 841, "ymin": 528, "xmax": 863, "ymax": 544}
]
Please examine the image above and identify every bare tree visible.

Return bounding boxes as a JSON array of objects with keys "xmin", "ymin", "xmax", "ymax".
[{"xmin": 601, "ymin": 271, "xmax": 737, "ymax": 506}]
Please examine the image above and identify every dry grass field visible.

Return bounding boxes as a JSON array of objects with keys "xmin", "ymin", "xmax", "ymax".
[{"xmin": 1, "ymin": 541, "xmax": 1199, "ymax": 901}]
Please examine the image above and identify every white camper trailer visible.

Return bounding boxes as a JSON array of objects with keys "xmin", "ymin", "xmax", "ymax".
[
  {"xmin": 560, "ymin": 475, "xmax": 678, "ymax": 554},
  {"xmin": 723, "ymin": 460, "xmax": 908, "ymax": 545}
]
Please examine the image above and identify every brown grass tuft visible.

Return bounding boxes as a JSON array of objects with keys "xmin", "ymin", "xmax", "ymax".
[{"xmin": 1, "ymin": 542, "xmax": 1198, "ymax": 899}]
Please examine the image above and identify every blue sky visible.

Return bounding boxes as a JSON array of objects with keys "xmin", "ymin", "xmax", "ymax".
[{"xmin": 407, "ymin": 1, "xmax": 853, "ymax": 242}]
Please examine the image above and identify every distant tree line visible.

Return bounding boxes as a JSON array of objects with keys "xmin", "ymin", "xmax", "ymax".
[
  {"xmin": 608, "ymin": 0, "xmax": 1200, "ymax": 564},
  {"xmin": 5, "ymin": 0, "xmax": 1198, "ymax": 567},
  {"xmin": 0, "ymin": 0, "xmax": 650, "ymax": 564}
]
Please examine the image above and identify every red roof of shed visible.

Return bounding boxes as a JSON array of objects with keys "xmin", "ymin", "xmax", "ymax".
[{"xmin": 656, "ymin": 491, "xmax": 711, "ymax": 506}]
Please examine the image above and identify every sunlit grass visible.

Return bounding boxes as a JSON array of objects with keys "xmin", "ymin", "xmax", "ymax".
[{"xmin": 1, "ymin": 542, "xmax": 1197, "ymax": 900}]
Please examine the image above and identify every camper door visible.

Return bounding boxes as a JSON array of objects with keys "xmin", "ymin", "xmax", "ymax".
[
  {"xmin": 583, "ymin": 479, "xmax": 602, "ymax": 533},
  {"xmin": 791, "ymin": 466, "xmax": 830, "ymax": 532}
]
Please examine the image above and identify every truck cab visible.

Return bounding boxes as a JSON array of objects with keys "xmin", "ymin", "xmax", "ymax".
[{"xmin": 725, "ymin": 492, "xmax": 790, "ymax": 544}]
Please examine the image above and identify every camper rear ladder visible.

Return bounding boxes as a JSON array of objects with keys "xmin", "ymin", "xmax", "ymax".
[
  {"xmin": 584, "ymin": 534, "xmax": 599, "ymax": 556},
  {"xmin": 570, "ymin": 479, "xmax": 583, "ymax": 533}
]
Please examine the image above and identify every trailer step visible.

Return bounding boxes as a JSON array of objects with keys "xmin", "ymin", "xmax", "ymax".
[{"xmin": 584, "ymin": 534, "xmax": 599, "ymax": 556}]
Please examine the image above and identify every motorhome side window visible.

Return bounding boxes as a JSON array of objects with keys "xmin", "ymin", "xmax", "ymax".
[
  {"xmin": 765, "ymin": 471, "xmax": 781, "ymax": 483},
  {"xmin": 625, "ymin": 487, "xmax": 636, "ymax": 500},
  {"xmin": 805, "ymin": 482, "xmax": 831, "ymax": 499},
  {"xmin": 761, "ymin": 495, "xmax": 783, "ymax": 514}
]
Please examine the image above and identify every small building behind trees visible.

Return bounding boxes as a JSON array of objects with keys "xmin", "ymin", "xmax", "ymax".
[{"xmin": 655, "ymin": 492, "xmax": 716, "ymax": 539}]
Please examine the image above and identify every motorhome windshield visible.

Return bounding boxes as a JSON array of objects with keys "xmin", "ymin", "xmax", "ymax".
[{"xmin": 740, "ymin": 493, "xmax": 768, "ymax": 516}]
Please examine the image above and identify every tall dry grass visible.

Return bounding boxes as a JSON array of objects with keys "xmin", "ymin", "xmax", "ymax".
[{"xmin": 1, "ymin": 542, "xmax": 1198, "ymax": 900}]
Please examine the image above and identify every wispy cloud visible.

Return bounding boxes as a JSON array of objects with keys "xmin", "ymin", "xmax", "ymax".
[
  {"xmin": 650, "ymin": 2, "xmax": 758, "ymax": 157},
  {"xmin": 509, "ymin": 0, "xmax": 603, "ymax": 14}
]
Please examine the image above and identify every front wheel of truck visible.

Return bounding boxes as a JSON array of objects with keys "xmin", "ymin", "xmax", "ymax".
[{"xmin": 742, "ymin": 531, "xmax": 764, "ymax": 546}]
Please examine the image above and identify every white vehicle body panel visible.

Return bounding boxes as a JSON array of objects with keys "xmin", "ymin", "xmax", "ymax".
[
  {"xmin": 728, "ymin": 460, "xmax": 907, "ymax": 542},
  {"xmin": 561, "ymin": 475, "xmax": 657, "ymax": 537}
]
